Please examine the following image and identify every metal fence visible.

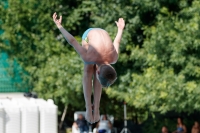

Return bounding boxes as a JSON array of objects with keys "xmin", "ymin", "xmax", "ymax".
[{"xmin": 0, "ymin": 52, "xmax": 29, "ymax": 92}]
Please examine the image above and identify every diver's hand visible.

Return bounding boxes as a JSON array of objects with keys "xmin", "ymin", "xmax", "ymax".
[
  {"xmin": 115, "ymin": 18, "xmax": 125, "ymax": 30},
  {"xmin": 53, "ymin": 12, "xmax": 62, "ymax": 28}
]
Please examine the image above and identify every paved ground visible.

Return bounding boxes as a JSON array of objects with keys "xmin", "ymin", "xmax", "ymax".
[{"xmin": 0, "ymin": 92, "xmax": 24, "ymax": 99}]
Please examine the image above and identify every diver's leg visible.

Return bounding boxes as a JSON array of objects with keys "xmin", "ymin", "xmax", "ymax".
[
  {"xmin": 93, "ymin": 65, "xmax": 102, "ymax": 123},
  {"xmin": 83, "ymin": 64, "xmax": 94, "ymax": 123}
]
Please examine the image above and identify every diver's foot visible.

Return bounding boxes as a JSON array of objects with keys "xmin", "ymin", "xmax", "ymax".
[
  {"xmin": 85, "ymin": 106, "xmax": 93, "ymax": 124},
  {"xmin": 93, "ymin": 107, "xmax": 100, "ymax": 123}
]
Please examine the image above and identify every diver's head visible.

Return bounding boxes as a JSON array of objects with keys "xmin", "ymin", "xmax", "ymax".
[{"xmin": 96, "ymin": 64, "xmax": 117, "ymax": 88}]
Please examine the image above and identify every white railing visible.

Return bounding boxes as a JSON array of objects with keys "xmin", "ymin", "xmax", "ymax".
[{"xmin": 0, "ymin": 98, "xmax": 57, "ymax": 133}]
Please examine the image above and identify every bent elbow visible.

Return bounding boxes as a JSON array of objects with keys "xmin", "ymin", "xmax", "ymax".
[
  {"xmin": 111, "ymin": 56, "xmax": 118, "ymax": 64},
  {"xmin": 111, "ymin": 60, "xmax": 117, "ymax": 64}
]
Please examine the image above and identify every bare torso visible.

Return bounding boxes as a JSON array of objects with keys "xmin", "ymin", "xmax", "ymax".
[
  {"xmin": 192, "ymin": 126, "xmax": 200, "ymax": 133},
  {"xmin": 82, "ymin": 29, "xmax": 118, "ymax": 65}
]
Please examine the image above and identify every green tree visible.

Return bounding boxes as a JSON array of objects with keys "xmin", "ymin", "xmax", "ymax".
[
  {"xmin": 72, "ymin": 0, "xmax": 200, "ymax": 114},
  {"xmin": 0, "ymin": 0, "xmax": 86, "ymax": 110},
  {"xmin": 100, "ymin": 0, "xmax": 200, "ymax": 114},
  {"xmin": 1, "ymin": 0, "xmax": 200, "ymax": 121}
]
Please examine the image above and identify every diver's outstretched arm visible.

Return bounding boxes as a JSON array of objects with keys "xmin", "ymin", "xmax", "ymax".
[
  {"xmin": 53, "ymin": 12, "xmax": 87, "ymax": 60},
  {"xmin": 113, "ymin": 18, "xmax": 125, "ymax": 55}
]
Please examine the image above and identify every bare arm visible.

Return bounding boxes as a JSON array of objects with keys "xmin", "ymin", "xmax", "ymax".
[
  {"xmin": 183, "ymin": 125, "xmax": 187, "ymax": 133},
  {"xmin": 113, "ymin": 18, "xmax": 125, "ymax": 54},
  {"xmin": 191, "ymin": 127, "xmax": 194, "ymax": 133},
  {"xmin": 108, "ymin": 121, "xmax": 112, "ymax": 129},
  {"xmin": 53, "ymin": 12, "xmax": 87, "ymax": 60},
  {"xmin": 72, "ymin": 122, "xmax": 78, "ymax": 129}
]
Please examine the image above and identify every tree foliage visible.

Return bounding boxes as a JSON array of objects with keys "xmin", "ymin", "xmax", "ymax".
[
  {"xmin": 1, "ymin": 0, "xmax": 200, "ymax": 119},
  {"xmin": 0, "ymin": 0, "xmax": 85, "ymax": 109},
  {"xmin": 106, "ymin": 0, "xmax": 200, "ymax": 114}
]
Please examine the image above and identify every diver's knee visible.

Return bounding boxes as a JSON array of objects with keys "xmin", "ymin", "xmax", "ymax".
[{"xmin": 84, "ymin": 64, "xmax": 94, "ymax": 74}]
